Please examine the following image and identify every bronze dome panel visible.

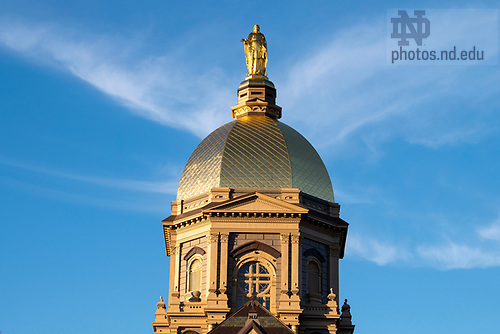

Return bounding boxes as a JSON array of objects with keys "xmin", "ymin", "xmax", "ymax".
[
  {"xmin": 176, "ymin": 115, "xmax": 334, "ymax": 202},
  {"xmin": 220, "ymin": 116, "xmax": 292, "ymax": 190},
  {"xmin": 176, "ymin": 121, "xmax": 235, "ymax": 200}
]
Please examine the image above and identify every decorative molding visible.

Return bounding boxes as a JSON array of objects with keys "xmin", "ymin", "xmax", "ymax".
[
  {"xmin": 232, "ymin": 104, "xmax": 281, "ymax": 119},
  {"xmin": 220, "ymin": 233, "xmax": 229, "ymax": 243},
  {"xmin": 290, "ymin": 234, "xmax": 301, "ymax": 244},
  {"xmin": 170, "ymin": 245, "xmax": 179, "ymax": 256},
  {"xmin": 183, "ymin": 246, "xmax": 206, "ymax": 261},
  {"xmin": 207, "ymin": 233, "xmax": 219, "ymax": 245},
  {"xmin": 205, "ymin": 216, "xmax": 298, "ymax": 223},
  {"xmin": 164, "ymin": 226, "xmax": 172, "ymax": 256},
  {"xmin": 207, "ymin": 196, "xmax": 296, "ymax": 212},
  {"xmin": 304, "ymin": 248, "xmax": 326, "ymax": 263},
  {"xmin": 230, "ymin": 240, "xmax": 281, "ymax": 258},
  {"xmin": 280, "ymin": 233, "xmax": 290, "ymax": 243},
  {"xmin": 329, "ymin": 247, "xmax": 341, "ymax": 257}
]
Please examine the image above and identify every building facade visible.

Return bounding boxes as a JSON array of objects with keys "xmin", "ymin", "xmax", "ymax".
[{"xmin": 153, "ymin": 26, "xmax": 355, "ymax": 334}]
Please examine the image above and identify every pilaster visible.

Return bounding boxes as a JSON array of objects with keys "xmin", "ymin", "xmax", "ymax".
[
  {"xmin": 168, "ymin": 245, "xmax": 181, "ymax": 312},
  {"xmin": 207, "ymin": 233, "xmax": 219, "ymax": 299},
  {"xmin": 290, "ymin": 233, "xmax": 301, "ymax": 300},
  {"xmin": 277, "ymin": 233, "xmax": 302, "ymax": 327},
  {"xmin": 329, "ymin": 246, "xmax": 340, "ymax": 304},
  {"xmin": 279, "ymin": 233, "xmax": 290, "ymax": 300},
  {"xmin": 205, "ymin": 232, "xmax": 230, "ymax": 326},
  {"xmin": 218, "ymin": 233, "xmax": 229, "ymax": 307}
]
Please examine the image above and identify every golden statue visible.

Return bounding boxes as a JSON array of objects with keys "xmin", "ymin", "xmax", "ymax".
[{"xmin": 241, "ymin": 25, "xmax": 268, "ymax": 77}]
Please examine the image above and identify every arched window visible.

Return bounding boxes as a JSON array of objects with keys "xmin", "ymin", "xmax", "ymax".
[
  {"xmin": 307, "ymin": 259, "xmax": 322, "ymax": 304},
  {"xmin": 236, "ymin": 261, "xmax": 272, "ymax": 310},
  {"xmin": 188, "ymin": 258, "xmax": 202, "ymax": 292},
  {"xmin": 307, "ymin": 261, "xmax": 320, "ymax": 293}
]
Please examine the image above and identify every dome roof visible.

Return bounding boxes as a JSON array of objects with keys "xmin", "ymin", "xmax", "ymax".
[{"xmin": 176, "ymin": 115, "xmax": 334, "ymax": 202}]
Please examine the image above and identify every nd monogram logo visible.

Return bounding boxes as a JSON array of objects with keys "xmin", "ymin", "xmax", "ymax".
[{"xmin": 391, "ymin": 10, "xmax": 430, "ymax": 46}]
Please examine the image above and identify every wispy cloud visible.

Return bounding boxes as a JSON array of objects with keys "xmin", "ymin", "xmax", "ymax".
[
  {"xmin": 0, "ymin": 157, "xmax": 178, "ymax": 194},
  {"xmin": 0, "ymin": 19, "xmax": 232, "ymax": 136},
  {"xmin": 1, "ymin": 12, "xmax": 498, "ymax": 152},
  {"xmin": 333, "ymin": 184, "xmax": 388, "ymax": 205},
  {"xmin": 2, "ymin": 177, "xmax": 169, "ymax": 214},
  {"xmin": 278, "ymin": 10, "xmax": 500, "ymax": 152},
  {"xmin": 334, "ymin": 188, "xmax": 374, "ymax": 205},
  {"xmin": 346, "ymin": 234, "xmax": 411, "ymax": 266},
  {"xmin": 0, "ymin": 156, "xmax": 178, "ymax": 213},
  {"xmin": 417, "ymin": 216, "xmax": 500, "ymax": 269},
  {"xmin": 417, "ymin": 242, "xmax": 500, "ymax": 270},
  {"xmin": 406, "ymin": 126, "xmax": 488, "ymax": 148},
  {"xmin": 349, "ymin": 216, "xmax": 500, "ymax": 270},
  {"xmin": 478, "ymin": 218, "xmax": 500, "ymax": 242}
]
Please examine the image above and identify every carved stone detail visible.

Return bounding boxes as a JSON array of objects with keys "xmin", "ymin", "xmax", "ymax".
[
  {"xmin": 290, "ymin": 234, "xmax": 301, "ymax": 244},
  {"xmin": 170, "ymin": 245, "xmax": 179, "ymax": 256},
  {"xmin": 232, "ymin": 105, "xmax": 281, "ymax": 119},
  {"xmin": 207, "ymin": 233, "xmax": 219, "ymax": 245},
  {"xmin": 280, "ymin": 233, "xmax": 290, "ymax": 243},
  {"xmin": 220, "ymin": 233, "xmax": 229, "ymax": 243},
  {"xmin": 329, "ymin": 246, "xmax": 341, "ymax": 257}
]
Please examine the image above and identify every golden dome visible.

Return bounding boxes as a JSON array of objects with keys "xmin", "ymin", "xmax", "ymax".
[
  {"xmin": 176, "ymin": 115, "xmax": 334, "ymax": 202},
  {"xmin": 177, "ymin": 26, "xmax": 334, "ymax": 203}
]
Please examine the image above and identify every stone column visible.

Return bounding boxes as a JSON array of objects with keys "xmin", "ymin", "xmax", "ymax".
[
  {"xmin": 174, "ymin": 245, "xmax": 181, "ymax": 293},
  {"xmin": 168, "ymin": 245, "xmax": 176, "ymax": 297},
  {"xmin": 279, "ymin": 233, "xmax": 290, "ymax": 309},
  {"xmin": 218, "ymin": 233, "xmax": 229, "ymax": 308},
  {"xmin": 290, "ymin": 233, "xmax": 300, "ymax": 296},
  {"xmin": 290, "ymin": 233, "xmax": 301, "ymax": 310},
  {"xmin": 207, "ymin": 233, "xmax": 219, "ymax": 300},
  {"xmin": 206, "ymin": 232, "xmax": 228, "ymax": 326},
  {"xmin": 219, "ymin": 233, "xmax": 229, "ymax": 293},
  {"xmin": 169, "ymin": 245, "xmax": 181, "ymax": 311},
  {"xmin": 329, "ymin": 246, "xmax": 340, "ymax": 304}
]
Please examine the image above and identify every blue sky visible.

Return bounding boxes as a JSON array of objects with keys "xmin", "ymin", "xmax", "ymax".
[{"xmin": 1, "ymin": 1, "xmax": 499, "ymax": 333}]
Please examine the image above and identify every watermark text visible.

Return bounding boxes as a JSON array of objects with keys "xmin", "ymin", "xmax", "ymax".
[{"xmin": 391, "ymin": 46, "xmax": 485, "ymax": 63}]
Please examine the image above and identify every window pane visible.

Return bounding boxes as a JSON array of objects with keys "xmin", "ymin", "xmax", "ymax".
[
  {"xmin": 189, "ymin": 259, "xmax": 202, "ymax": 291},
  {"xmin": 236, "ymin": 261, "xmax": 272, "ymax": 310}
]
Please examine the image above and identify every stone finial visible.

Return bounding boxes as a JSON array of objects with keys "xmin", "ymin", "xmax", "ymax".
[
  {"xmin": 157, "ymin": 296, "xmax": 166, "ymax": 310},
  {"xmin": 326, "ymin": 288, "xmax": 339, "ymax": 316},
  {"xmin": 341, "ymin": 299, "xmax": 351, "ymax": 314},
  {"xmin": 328, "ymin": 288, "xmax": 337, "ymax": 301},
  {"xmin": 340, "ymin": 299, "xmax": 353, "ymax": 325},
  {"xmin": 155, "ymin": 296, "xmax": 167, "ymax": 318}
]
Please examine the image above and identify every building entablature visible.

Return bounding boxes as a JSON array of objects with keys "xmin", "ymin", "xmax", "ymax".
[{"xmin": 163, "ymin": 190, "xmax": 348, "ymax": 256}]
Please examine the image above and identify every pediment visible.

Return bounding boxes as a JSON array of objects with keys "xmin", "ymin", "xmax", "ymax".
[{"xmin": 204, "ymin": 192, "xmax": 307, "ymax": 214}]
